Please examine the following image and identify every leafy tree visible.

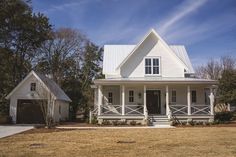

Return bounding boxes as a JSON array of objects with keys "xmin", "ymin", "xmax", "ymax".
[
  {"xmin": 218, "ymin": 69, "xmax": 236, "ymax": 105},
  {"xmin": 0, "ymin": 0, "xmax": 51, "ymax": 114}
]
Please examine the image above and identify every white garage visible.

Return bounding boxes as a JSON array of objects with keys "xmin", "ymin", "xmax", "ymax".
[{"xmin": 6, "ymin": 71, "xmax": 72, "ymax": 124}]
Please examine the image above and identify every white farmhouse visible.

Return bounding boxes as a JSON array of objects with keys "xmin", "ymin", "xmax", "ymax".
[
  {"xmin": 6, "ymin": 71, "xmax": 71, "ymax": 124},
  {"xmin": 92, "ymin": 29, "xmax": 217, "ymax": 125}
]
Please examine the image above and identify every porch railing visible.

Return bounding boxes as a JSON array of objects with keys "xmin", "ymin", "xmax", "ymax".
[
  {"xmin": 125, "ymin": 104, "xmax": 144, "ymax": 115},
  {"xmin": 169, "ymin": 104, "xmax": 188, "ymax": 115},
  {"xmin": 101, "ymin": 104, "xmax": 122, "ymax": 115},
  {"xmin": 191, "ymin": 105, "xmax": 210, "ymax": 115}
]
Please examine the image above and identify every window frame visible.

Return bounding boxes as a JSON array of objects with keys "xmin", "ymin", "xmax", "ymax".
[
  {"xmin": 128, "ymin": 90, "xmax": 134, "ymax": 103},
  {"xmin": 30, "ymin": 83, "xmax": 36, "ymax": 91},
  {"xmin": 144, "ymin": 57, "xmax": 161, "ymax": 76},
  {"xmin": 108, "ymin": 92, "xmax": 113, "ymax": 104}
]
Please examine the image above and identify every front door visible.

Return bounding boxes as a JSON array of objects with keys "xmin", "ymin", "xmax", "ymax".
[{"xmin": 146, "ymin": 90, "xmax": 161, "ymax": 114}]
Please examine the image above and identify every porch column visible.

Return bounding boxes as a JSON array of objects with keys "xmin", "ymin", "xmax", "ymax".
[
  {"xmin": 209, "ymin": 87, "xmax": 215, "ymax": 115},
  {"xmin": 187, "ymin": 85, "xmax": 191, "ymax": 115},
  {"xmin": 143, "ymin": 85, "xmax": 147, "ymax": 119},
  {"xmin": 122, "ymin": 85, "xmax": 125, "ymax": 115},
  {"xmin": 165, "ymin": 85, "xmax": 169, "ymax": 116},
  {"xmin": 98, "ymin": 85, "xmax": 102, "ymax": 116}
]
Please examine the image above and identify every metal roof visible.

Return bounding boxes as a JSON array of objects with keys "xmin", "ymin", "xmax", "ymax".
[
  {"xmin": 36, "ymin": 72, "xmax": 72, "ymax": 102},
  {"xmin": 103, "ymin": 45, "xmax": 135, "ymax": 74},
  {"xmin": 169, "ymin": 45, "xmax": 194, "ymax": 73},
  {"xmin": 103, "ymin": 44, "xmax": 194, "ymax": 74}
]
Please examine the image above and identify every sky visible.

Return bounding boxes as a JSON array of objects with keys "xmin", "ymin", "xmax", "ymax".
[{"xmin": 32, "ymin": 0, "xmax": 236, "ymax": 67}]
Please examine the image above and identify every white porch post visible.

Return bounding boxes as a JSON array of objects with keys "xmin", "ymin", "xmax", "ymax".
[
  {"xmin": 209, "ymin": 87, "xmax": 215, "ymax": 115},
  {"xmin": 98, "ymin": 85, "xmax": 102, "ymax": 116},
  {"xmin": 165, "ymin": 85, "xmax": 169, "ymax": 117},
  {"xmin": 143, "ymin": 85, "xmax": 147, "ymax": 120},
  {"xmin": 122, "ymin": 85, "xmax": 125, "ymax": 115},
  {"xmin": 187, "ymin": 85, "xmax": 191, "ymax": 115}
]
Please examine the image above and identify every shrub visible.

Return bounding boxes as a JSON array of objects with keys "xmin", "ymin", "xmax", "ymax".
[
  {"xmin": 188, "ymin": 120, "xmax": 195, "ymax": 126},
  {"xmin": 130, "ymin": 120, "xmax": 136, "ymax": 126},
  {"xmin": 102, "ymin": 120, "xmax": 111, "ymax": 125},
  {"xmin": 120, "ymin": 121, "xmax": 127, "ymax": 125},
  {"xmin": 215, "ymin": 111, "xmax": 233, "ymax": 122},
  {"xmin": 91, "ymin": 117, "xmax": 98, "ymax": 124},
  {"xmin": 112, "ymin": 120, "xmax": 120, "ymax": 126}
]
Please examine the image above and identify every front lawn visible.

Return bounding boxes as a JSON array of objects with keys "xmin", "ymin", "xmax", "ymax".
[{"xmin": 0, "ymin": 127, "xmax": 236, "ymax": 157}]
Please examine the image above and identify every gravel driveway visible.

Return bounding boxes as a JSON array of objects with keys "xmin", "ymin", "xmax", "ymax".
[{"xmin": 0, "ymin": 125, "xmax": 33, "ymax": 138}]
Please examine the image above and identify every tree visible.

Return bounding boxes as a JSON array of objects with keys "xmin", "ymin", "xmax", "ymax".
[
  {"xmin": 0, "ymin": 0, "xmax": 51, "ymax": 115},
  {"xmin": 79, "ymin": 42, "xmax": 103, "ymax": 120},
  {"xmin": 35, "ymin": 28, "xmax": 86, "ymax": 86},
  {"xmin": 195, "ymin": 58, "xmax": 222, "ymax": 80},
  {"xmin": 218, "ymin": 69, "xmax": 236, "ymax": 105}
]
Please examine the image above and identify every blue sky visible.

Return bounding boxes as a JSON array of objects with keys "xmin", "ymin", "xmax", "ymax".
[{"xmin": 32, "ymin": 0, "xmax": 236, "ymax": 67}]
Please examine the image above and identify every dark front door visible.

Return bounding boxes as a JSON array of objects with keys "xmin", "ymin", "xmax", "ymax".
[{"xmin": 146, "ymin": 90, "xmax": 161, "ymax": 114}]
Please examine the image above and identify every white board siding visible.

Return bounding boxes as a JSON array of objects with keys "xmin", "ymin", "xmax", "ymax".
[{"xmin": 120, "ymin": 34, "xmax": 185, "ymax": 78}]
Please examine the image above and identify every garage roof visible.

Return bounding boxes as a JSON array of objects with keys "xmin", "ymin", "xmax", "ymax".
[{"xmin": 6, "ymin": 71, "xmax": 72, "ymax": 102}]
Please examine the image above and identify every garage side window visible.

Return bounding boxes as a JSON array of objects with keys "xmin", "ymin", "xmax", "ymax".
[{"xmin": 30, "ymin": 83, "xmax": 36, "ymax": 91}]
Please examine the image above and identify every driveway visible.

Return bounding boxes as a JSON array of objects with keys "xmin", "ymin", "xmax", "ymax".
[{"xmin": 0, "ymin": 125, "xmax": 34, "ymax": 138}]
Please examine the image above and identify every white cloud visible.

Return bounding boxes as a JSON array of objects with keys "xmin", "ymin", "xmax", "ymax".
[{"xmin": 158, "ymin": 0, "xmax": 208, "ymax": 35}]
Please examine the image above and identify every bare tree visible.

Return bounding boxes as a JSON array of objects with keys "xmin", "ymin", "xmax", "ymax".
[
  {"xmin": 195, "ymin": 58, "xmax": 221, "ymax": 79},
  {"xmin": 35, "ymin": 81, "xmax": 55, "ymax": 128},
  {"xmin": 35, "ymin": 28, "xmax": 87, "ymax": 86}
]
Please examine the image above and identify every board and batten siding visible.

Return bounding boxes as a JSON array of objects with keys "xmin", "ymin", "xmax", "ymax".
[{"xmin": 120, "ymin": 33, "xmax": 185, "ymax": 78}]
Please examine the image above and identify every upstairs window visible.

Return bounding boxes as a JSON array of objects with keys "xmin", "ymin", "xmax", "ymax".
[
  {"xmin": 129, "ymin": 90, "xmax": 134, "ymax": 102},
  {"xmin": 145, "ymin": 58, "xmax": 160, "ymax": 75},
  {"xmin": 145, "ymin": 58, "xmax": 152, "ymax": 74},
  {"xmin": 108, "ymin": 92, "xmax": 113, "ymax": 104},
  {"xmin": 30, "ymin": 83, "xmax": 36, "ymax": 91},
  {"xmin": 191, "ymin": 90, "xmax": 197, "ymax": 103}
]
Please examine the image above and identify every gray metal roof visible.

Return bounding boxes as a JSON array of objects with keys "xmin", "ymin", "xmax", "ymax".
[{"xmin": 36, "ymin": 73, "xmax": 72, "ymax": 102}]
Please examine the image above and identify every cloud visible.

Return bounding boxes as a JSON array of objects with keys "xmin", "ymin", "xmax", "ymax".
[
  {"xmin": 42, "ymin": 0, "xmax": 87, "ymax": 14},
  {"xmin": 158, "ymin": 0, "xmax": 208, "ymax": 35}
]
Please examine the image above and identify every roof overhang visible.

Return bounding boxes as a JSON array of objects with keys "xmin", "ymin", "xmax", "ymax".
[{"xmin": 94, "ymin": 78, "xmax": 218, "ymax": 85}]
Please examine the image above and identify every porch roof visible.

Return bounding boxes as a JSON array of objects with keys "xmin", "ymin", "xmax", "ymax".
[{"xmin": 94, "ymin": 77, "xmax": 217, "ymax": 85}]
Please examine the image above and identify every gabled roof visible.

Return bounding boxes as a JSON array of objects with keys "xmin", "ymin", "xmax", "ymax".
[
  {"xmin": 6, "ymin": 71, "xmax": 72, "ymax": 102},
  {"xmin": 103, "ymin": 45, "xmax": 135, "ymax": 74},
  {"xmin": 116, "ymin": 29, "xmax": 190, "ymax": 72},
  {"xmin": 169, "ymin": 45, "xmax": 194, "ymax": 73}
]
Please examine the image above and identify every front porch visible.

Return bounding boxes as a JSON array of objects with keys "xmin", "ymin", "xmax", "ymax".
[{"xmin": 92, "ymin": 83, "xmax": 215, "ymax": 124}]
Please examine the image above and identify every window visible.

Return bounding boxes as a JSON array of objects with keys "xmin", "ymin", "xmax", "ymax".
[
  {"xmin": 129, "ymin": 90, "xmax": 134, "ymax": 102},
  {"xmin": 171, "ymin": 90, "xmax": 176, "ymax": 103},
  {"xmin": 145, "ymin": 58, "xmax": 160, "ymax": 75},
  {"xmin": 145, "ymin": 58, "xmax": 152, "ymax": 74},
  {"xmin": 30, "ymin": 83, "xmax": 36, "ymax": 91},
  {"xmin": 191, "ymin": 90, "xmax": 197, "ymax": 103},
  {"xmin": 153, "ymin": 58, "xmax": 159, "ymax": 74},
  {"xmin": 108, "ymin": 92, "xmax": 113, "ymax": 104}
]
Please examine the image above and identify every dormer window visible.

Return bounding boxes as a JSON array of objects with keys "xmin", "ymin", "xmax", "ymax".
[
  {"xmin": 145, "ymin": 57, "xmax": 160, "ymax": 75},
  {"xmin": 30, "ymin": 83, "xmax": 36, "ymax": 91}
]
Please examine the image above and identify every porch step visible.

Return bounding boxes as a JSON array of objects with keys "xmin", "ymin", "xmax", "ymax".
[{"xmin": 149, "ymin": 115, "xmax": 171, "ymax": 126}]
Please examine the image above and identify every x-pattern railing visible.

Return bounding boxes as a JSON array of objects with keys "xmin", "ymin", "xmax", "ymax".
[
  {"xmin": 125, "ymin": 105, "xmax": 144, "ymax": 115},
  {"xmin": 169, "ymin": 104, "xmax": 188, "ymax": 115},
  {"xmin": 191, "ymin": 105, "xmax": 210, "ymax": 115},
  {"xmin": 101, "ymin": 104, "xmax": 122, "ymax": 115}
]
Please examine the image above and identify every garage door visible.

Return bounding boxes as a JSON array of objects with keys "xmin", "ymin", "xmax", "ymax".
[{"xmin": 17, "ymin": 100, "xmax": 45, "ymax": 124}]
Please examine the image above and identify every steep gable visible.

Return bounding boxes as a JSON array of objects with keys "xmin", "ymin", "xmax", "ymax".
[{"xmin": 118, "ymin": 29, "xmax": 189, "ymax": 78}]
